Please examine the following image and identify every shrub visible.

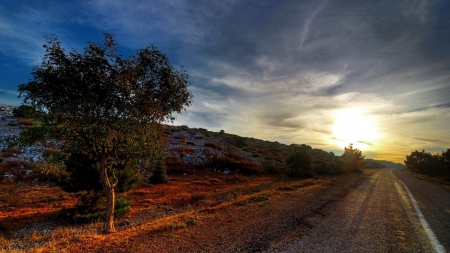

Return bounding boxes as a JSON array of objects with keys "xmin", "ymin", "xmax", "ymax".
[
  {"xmin": 174, "ymin": 146, "xmax": 195, "ymax": 157},
  {"xmin": 0, "ymin": 160, "xmax": 33, "ymax": 183},
  {"xmin": 59, "ymin": 194, "xmax": 132, "ymax": 223},
  {"xmin": 204, "ymin": 142, "xmax": 224, "ymax": 151},
  {"xmin": 286, "ymin": 145, "xmax": 312, "ymax": 178},
  {"xmin": 150, "ymin": 159, "xmax": 169, "ymax": 184},
  {"xmin": 32, "ymin": 162, "xmax": 70, "ymax": 184},
  {"xmin": 212, "ymin": 155, "xmax": 262, "ymax": 175},
  {"xmin": 313, "ymin": 161, "xmax": 337, "ymax": 175},
  {"xmin": 115, "ymin": 160, "xmax": 141, "ymax": 192},
  {"xmin": 12, "ymin": 105, "xmax": 35, "ymax": 118},
  {"xmin": 114, "ymin": 196, "xmax": 132, "ymax": 218},
  {"xmin": 190, "ymin": 192, "xmax": 209, "ymax": 202},
  {"xmin": 263, "ymin": 162, "xmax": 284, "ymax": 174}
]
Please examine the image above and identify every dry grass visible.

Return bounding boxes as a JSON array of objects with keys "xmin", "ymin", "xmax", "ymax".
[{"xmin": 0, "ymin": 170, "xmax": 329, "ymax": 252}]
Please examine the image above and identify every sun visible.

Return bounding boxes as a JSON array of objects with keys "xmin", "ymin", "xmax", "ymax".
[{"xmin": 331, "ymin": 108, "xmax": 380, "ymax": 149}]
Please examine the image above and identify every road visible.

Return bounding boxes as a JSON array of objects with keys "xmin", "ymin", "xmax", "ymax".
[{"xmin": 267, "ymin": 169, "xmax": 450, "ymax": 253}]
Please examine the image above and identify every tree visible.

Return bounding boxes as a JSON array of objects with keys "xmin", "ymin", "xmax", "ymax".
[
  {"xmin": 149, "ymin": 157, "xmax": 169, "ymax": 184},
  {"xmin": 405, "ymin": 149, "xmax": 447, "ymax": 176},
  {"xmin": 341, "ymin": 143, "xmax": 364, "ymax": 172},
  {"xmin": 18, "ymin": 34, "xmax": 193, "ymax": 232},
  {"xmin": 286, "ymin": 144, "xmax": 312, "ymax": 178}
]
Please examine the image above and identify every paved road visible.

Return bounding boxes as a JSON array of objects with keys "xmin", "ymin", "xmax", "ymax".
[{"xmin": 267, "ymin": 169, "xmax": 450, "ymax": 253}]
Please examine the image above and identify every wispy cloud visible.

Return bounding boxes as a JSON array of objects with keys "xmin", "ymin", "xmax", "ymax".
[{"xmin": 0, "ymin": 0, "xmax": 449, "ymax": 162}]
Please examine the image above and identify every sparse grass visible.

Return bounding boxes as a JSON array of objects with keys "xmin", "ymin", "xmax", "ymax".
[
  {"xmin": 0, "ymin": 149, "xmax": 333, "ymax": 253},
  {"xmin": 250, "ymin": 194, "xmax": 270, "ymax": 202},
  {"xmin": 234, "ymin": 201, "xmax": 247, "ymax": 206},
  {"xmin": 185, "ymin": 216, "xmax": 200, "ymax": 226},
  {"xmin": 204, "ymin": 142, "xmax": 224, "ymax": 151},
  {"xmin": 174, "ymin": 146, "xmax": 195, "ymax": 157},
  {"xmin": 190, "ymin": 192, "xmax": 209, "ymax": 202}
]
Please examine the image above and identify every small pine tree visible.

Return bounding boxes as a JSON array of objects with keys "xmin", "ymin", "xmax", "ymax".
[
  {"xmin": 150, "ymin": 159, "xmax": 169, "ymax": 184},
  {"xmin": 341, "ymin": 143, "xmax": 365, "ymax": 173}
]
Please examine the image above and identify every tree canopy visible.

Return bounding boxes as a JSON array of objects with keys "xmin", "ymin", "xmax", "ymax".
[
  {"xmin": 405, "ymin": 149, "xmax": 450, "ymax": 176},
  {"xmin": 341, "ymin": 143, "xmax": 365, "ymax": 172},
  {"xmin": 18, "ymin": 34, "xmax": 193, "ymax": 232}
]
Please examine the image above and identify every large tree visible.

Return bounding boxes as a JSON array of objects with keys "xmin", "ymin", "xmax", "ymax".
[{"xmin": 18, "ymin": 34, "xmax": 193, "ymax": 232}]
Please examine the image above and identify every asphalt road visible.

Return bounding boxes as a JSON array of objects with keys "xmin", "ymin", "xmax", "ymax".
[{"xmin": 267, "ymin": 169, "xmax": 450, "ymax": 253}]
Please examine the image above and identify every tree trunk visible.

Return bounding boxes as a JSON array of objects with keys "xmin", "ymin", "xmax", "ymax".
[{"xmin": 100, "ymin": 157, "xmax": 116, "ymax": 233}]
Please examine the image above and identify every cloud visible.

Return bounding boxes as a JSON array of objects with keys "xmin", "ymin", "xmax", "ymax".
[{"xmin": 1, "ymin": 0, "xmax": 450, "ymax": 163}]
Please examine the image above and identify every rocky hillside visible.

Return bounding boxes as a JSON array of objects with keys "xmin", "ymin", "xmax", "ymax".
[{"xmin": 1, "ymin": 103, "xmax": 393, "ymax": 176}]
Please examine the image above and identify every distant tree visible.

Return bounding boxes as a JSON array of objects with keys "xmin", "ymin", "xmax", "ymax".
[
  {"xmin": 18, "ymin": 34, "xmax": 193, "ymax": 232},
  {"xmin": 286, "ymin": 144, "xmax": 312, "ymax": 178},
  {"xmin": 441, "ymin": 148, "xmax": 450, "ymax": 174},
  {"xmin": 341, "ymin": 143, "xmax": 365, "ymax": 172},
  {"xmin": 405, "ymin": 150, "xmax": 448, "ymax": 176}
]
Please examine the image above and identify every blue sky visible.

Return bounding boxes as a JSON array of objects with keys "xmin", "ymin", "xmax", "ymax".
[{"xmin": 1, "ymin": 0, "xmax": 450, "ymax": 162}]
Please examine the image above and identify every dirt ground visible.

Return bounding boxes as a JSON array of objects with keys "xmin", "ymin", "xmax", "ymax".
[{"xmin": 0, "ymin": 170, "xmax": 370, "ymax": 252}]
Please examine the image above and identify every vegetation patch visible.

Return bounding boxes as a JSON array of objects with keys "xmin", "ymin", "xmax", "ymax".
[{"xmin": 250, "ymin": 194, "xmax": 270, "ymax": 202}]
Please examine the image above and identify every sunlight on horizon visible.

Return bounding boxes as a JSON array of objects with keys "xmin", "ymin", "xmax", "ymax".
[{"xmin": 331, "ymin": 108, "xmax": 381, "ymax": 150}]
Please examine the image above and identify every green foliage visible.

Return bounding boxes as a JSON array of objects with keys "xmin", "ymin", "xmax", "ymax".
[
  {"xmin": 405, "ymin": 149, "xmax": 450, "ymax": 176},
  {"xmin": 114, "ymin": 196, "xmax": 132, "ymax": 218},
  {"xmin": 115, "ymin": 160, "xmax": 141, "ymax": 192},
  {"xmin": 12, "ymin": 105, "xmax": 35, "ymax": 118},
  {"xmin": 149, "ymin": 159, "xmax": 169, "ymax": 184},
  {"xmin": 286, "ymin": 145, "xmax": 312, "ymax": 178},
  {"xmin": 18, "ymin": 34, "xmax": 192, "ymax": 232},
  {"xmin": 340, "ymin": 143, "xmax": 364, "ymax": 173},
  {"xmin": 60, "ymin": 194, "xmax": 132, "ymax": 224}
]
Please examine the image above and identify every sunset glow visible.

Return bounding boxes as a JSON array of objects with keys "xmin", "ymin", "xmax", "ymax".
[{"xmin": 332, "ymin": 109, "xmax": 380, "ymax": 150}]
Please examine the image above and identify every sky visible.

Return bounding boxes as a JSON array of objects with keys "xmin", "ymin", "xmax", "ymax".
[{"xmin": 1, "ymin": 0, "xmax": 450, "ymax": 163}]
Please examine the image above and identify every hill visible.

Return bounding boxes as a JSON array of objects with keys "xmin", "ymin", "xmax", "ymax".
[{"xmin": 365, "ymin": 159, "xmax": 406, "ymax": 169}]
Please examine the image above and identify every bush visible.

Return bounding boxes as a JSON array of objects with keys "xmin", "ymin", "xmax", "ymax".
[
  {"xmin": 313, "ymin": 161, "xmax": 337, "ymax": 175},
  {"xmin": 149, "ymin": 159, "xmax": 169, "ymax": 184},
  {"xmin": 0, "ymin": 161, "xmax": 33, "ymax": 183},
  {"xmin": 286, "ymin": 145, "xmax": 312, "ymax": 178},
  {"xmin": 174, "ymin": 146, "xmax": 195, "ymax": 157},
  {"xmin": 190, "ymin": 192, "xmax": 209, "ymax": 202},
  {"xmin": 115, "ymin": 160, "xmax": 141, "ymax": 192},
  {"xmin": 59, "ymin": 194, "xmax": 132, "ymax": 224},
  {"xmin": 165, "ymin": 155, "xmax": 191, "ymax": 174},
  {"xmin": 12, "ymin": 105, "xmax": 35, "ymax": 118},
  {"xmin": 114, "ymin": 196, "xmax": 132, "ymax": 218},
  {"xmin": 204, "ymin": 142, "xmax": 224, "ymax": 151},
  {"xmin": 212, "ymin": 155, "xmax": 262, "ymax": 175},
  {"xmin": 263, "ymin": 162, "xmax": 284, "ymax": 174},
  {"xmin": 32, "ymin": 162, "xmax": 70, "ymax": 184}
]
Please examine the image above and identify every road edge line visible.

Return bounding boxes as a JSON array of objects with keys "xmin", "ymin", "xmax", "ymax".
[{"xmin": 391, "ymin": 170, "xmax": 445, "ymax": 253}]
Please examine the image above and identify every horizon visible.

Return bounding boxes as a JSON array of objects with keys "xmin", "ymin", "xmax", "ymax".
[{"xmin": 1, "ymin": 1, "xmax": 450, "ymax": 164}]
